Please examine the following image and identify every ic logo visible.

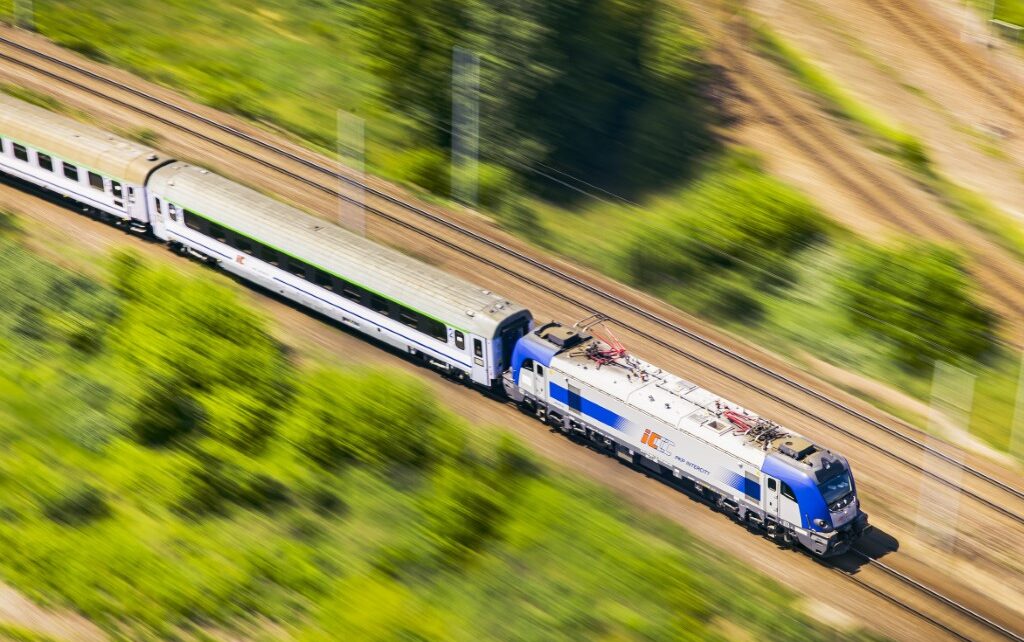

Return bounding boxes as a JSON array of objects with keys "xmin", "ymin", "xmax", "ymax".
[
  {"xmin": 641, "ymin": 428, "xmax": 662, "ymax": 449},
  {"xmin": 642, "ymin": 428, "xmax": 675, "ymax": 455}
]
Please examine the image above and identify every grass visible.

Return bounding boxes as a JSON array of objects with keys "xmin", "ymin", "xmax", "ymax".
[
  {"xmin": 0, "ymin": 624, "xmax": 63, "ymax": 642},
  {"xmin": 926, "ymin": 175, "xmax": 1024, "ymax": 263},
  {"xmin": 984, "ymin": 0, "xmax": 1024, "ymax": 26},
  {"xmin": 0, "ymin": 227, "xmax": 885, "ymax": 641},
  {"xmin": 749, "ymin": 20, "xmax": 1024, "ymax": 276},
  {"xmin": 7, "ymin": 0, "xmax": 1024, "ymax": 462}
]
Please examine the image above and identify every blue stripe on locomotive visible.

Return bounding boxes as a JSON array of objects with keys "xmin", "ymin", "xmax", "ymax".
[
  {"xmin": 762, "ymin": 454, "xmax": 831, "ymax": 530},
  {"xmin": 548, "ymin": 382, "xmax": 626, "ymax": 430},
  {"xmin": 721, "ymin": 470, "xmax": 761, "ymax": 501}
]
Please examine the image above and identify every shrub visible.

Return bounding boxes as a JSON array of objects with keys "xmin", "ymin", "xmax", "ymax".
[
  {"xmin": 837, "ymin": 242, "xmax": 997, "ymax": 369},
  {"xmin": 42, "ymin": 485, "xmax": 110, "ymax": 526},
  {"xmin": 131, "ymin": 382, "xmax": 205, "ymax": 447},
  {"xmin": 624, "ymin": 159, "xmax": 828, "ymax": 323}
]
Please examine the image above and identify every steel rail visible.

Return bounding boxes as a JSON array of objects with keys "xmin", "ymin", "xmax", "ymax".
[
  {"xmin": 1, "ymin": 37, "xmax": 1023, "ymax": 521},
  {"xmin": 847, "ymin": 548, "xmax": 1024, "ymax": 641}
]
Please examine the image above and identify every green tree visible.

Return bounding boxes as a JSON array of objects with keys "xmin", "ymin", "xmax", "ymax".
[
  {"xmin": 837, "ymin": 243, "xmax": 997, "ymax": 369},
  {"xmin": 625, "ymin": 161, "xmax": 828, "ymax": 322},
  {"xmin": 359, "ymin": 0, "xmax": 717, "ymax": 198}
]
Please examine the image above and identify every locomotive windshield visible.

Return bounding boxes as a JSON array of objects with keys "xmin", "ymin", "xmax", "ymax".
[{"xmin": 819, "ymin": 471, "xmax": 853, "ymax": 505}]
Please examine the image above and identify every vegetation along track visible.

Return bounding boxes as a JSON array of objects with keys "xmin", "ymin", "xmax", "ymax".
[
  {"xmin": 716, "ymin": 17, "xmax": 1024, "ymax": 329},
  {"xmin": 1, "ymin": 33, "xmax": 1023, "ymax": 524},
  {"xmin": 868, "ymin": 0, "xmax": 1024, "ymax": 124},
  {"xmin": 4, "ymin": 31, "xmax": 1024, "ymax": 639},
  {"xmin": 840, "ymin": 547, "xmax": 1024, "ymax": 641}
]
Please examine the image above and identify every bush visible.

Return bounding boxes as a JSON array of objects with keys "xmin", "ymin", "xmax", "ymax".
[
  {"xmin": 624, "ymin": 158, "xmax": 828, "ymax": 323},
  {"xmin": 388, "ymin": 147, "xmax": 450, "ymax": 196},
  {"xmin": 837, "ymin": 242, "xmax": 997, "ymax": 369},
  {"xmin": 282, "ymin": 368, "xmax": 464, "ymax": 471},
  {"xmin": 131, "ymin": 382, "xmax": 205, "ymax": 447},
  {"xmin": 42, "ymin": 485, "xmax": 110, "ymax": 526}
]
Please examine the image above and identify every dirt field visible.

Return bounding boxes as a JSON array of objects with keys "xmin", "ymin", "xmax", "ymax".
[{"xmin": 0, "ymin": 3, "xmax": 1023, "ymax": 638}]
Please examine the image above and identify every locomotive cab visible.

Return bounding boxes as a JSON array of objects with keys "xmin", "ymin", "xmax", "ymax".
[{"xmin": 763, "ymin": 444, "xmax": 868, "ymax": 556}]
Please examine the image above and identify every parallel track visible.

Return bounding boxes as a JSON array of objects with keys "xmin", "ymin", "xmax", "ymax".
[
  {"xmin": 868, "ymin": 0, "xmax": 1024, "ymax": 124},
  {"xmin": 842, "ymin": 548, "xmax": 1024, "ymax": 641},
  {"xmin": 0, "ymin": 33, "xmax": 1022, "ymax": 525},
  {"xmin": 721, "ymin": 17, "xmax": 1024, "ymax": 326},
  {"xmin": 1, "ymin": 31, "xmax": 1023, "ymax": 641}
]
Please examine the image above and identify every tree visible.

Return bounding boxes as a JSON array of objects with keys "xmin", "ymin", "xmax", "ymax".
[
  {"xmin": 837, "ymin": 243, "xmax": 997, "ymax": 369},
  {"xmin": 359, "ymin": 0, "xmax": 717, "ymax": 199}
]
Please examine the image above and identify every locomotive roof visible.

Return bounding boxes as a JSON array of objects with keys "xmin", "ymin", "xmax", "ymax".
[
  {"xmin": 147, "ymin": 162, "xmax": 528, "ymax": 336},
  {"xmin": 547, "ymin": 330, "xmax": 835, "ymax": 469},
  {"xmin": 0, "ymin": 92, "xmax": 173, "ymax": 185}
]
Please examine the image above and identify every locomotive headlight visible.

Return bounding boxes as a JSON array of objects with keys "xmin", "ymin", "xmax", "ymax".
[{"xmin": 813, "ymin": 518, "xmax": 831, "ymax": 531}]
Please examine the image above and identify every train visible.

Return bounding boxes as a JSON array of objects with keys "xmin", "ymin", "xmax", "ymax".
[{"xmin": 0, "ymin": 91, "xmax": 869, "ymax": 556}]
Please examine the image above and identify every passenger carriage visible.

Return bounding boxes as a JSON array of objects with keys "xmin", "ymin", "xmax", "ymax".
[
  {"xmin": 145, "ymin": 162, "xmax": 532, "ymax": 387},
  {"xmin": 0, "ymin": 93, "xmax": 172, "ymax": 231}
]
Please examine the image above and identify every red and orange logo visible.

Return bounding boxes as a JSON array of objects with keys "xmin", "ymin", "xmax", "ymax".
[{"xmin": 641, "ymin": 428, "xmax": 662, "ymax": 449}]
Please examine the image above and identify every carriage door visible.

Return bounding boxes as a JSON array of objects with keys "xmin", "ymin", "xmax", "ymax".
[
  {"xmin": 765, "ymin": 477, "xmax": 780, "ymax": 517},
  {"xmin": 126, "ymin": 186, "xmax": 143, "ymax": 222},
  {"xmin": 471, "ymin": 337, "xmax": 487, "ymax": 385}
]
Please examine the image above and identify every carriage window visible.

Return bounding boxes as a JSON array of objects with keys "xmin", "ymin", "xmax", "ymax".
[
  {"xmin": 473, "ymin": 338, "xmax": 483, "ymax": 358},
  {"xmin": 236, "ymin": 236, "xmax": 253, "ymax": 255},
  {"xmin": 535, "ymin": 364, "xmax": 544, "ymax": 376},
  {"xmin": 287, "ymin": 257, "xmax": 308, "ymax": 279},
  {"xmin": 399, "ymin": 307, "xmax": 418, "ymax": 329},
  {"xmin": 258, "ymin": 244, "xmax": 280, "ymax": 266},
  {"xmin": 423, "ymin": 318, "xmax": 447, "ymax": 343},
  {"xmin": 12, "ymin": 143, "xmax": 28, "ymax": 162},
  {"xmin": 340, "ymin": 282, "xmax": 362, "ymax": 303},
  {"xmin": 208, "ymin": 222, "xmax": 227, "ymax": 243},
  {"xmin": 63, "ymin": 162, "xmax": 79, "ymax": 181},
  {"xmin": 111, "ymin": 181, "xmax": 122, "ymax": 198},
  {"xmin": 36, "ymin": 153, "xmax": 53, "ymax": 172},
  {"xmin": 183, "ymin": 209, "xmax": 203, "ymax": 231},
  {"xmin": 780, "ymin": 481, "xmax": 796, "ymax": 501},
  {"xmin": 768, "ymin": 479, "xmax": 777, "ymax": 491},
  {"xmin": 311, "ymin": 268, "xmax": 332, "ymax": 289},
  {"xmin": 370, "ymin": 295, "xmax": 389, "ymax": 316},
  {"xmin": 88, "ymin": 172, "xmax": 104, "ymax": 191},
  {"xmin": 454, "ymin": 330, "xmax": 465, "ymax": 350}
]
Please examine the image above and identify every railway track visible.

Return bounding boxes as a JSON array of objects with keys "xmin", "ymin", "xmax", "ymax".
[
  {"xmin": 1, "ymin": 29, "xmax": 1024, "ymax": 641},
  {"xmin": 1, "ymin": 30, "xmax": 1023, "ymax": 523},
  {"xmin": 842, "ymin": 547, "xmax": 1024, "ymax": 641},
  {"xmin": 868, "ymin": 0, "xmax": 1024, "ymax": 125},
  {"xmin": 717, "ymin": 16, "xmax": 1024, "ymax": 329}
]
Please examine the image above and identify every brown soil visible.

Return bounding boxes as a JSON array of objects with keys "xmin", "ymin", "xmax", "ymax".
[{"xmin": 1, "ymin": 15, "xmax": 1024, "ymax": 640}]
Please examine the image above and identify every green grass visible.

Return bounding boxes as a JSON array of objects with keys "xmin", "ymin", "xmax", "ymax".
[
  {"xmin": 0, "ymin": 624, "xmax": 63, "ymax": 642},
  {"xmin": 927, "ymin": 175, "xmax": 1024, "ymax": 263},
  {"xmin": 985, "ymin": 0, "xmax": 1024, "ymax": 26},
  {"xmin": 0, "ymin": 230, "xmax": 884, "ymax": 641},
  {"xmin": 749, "ymin": 20, "xmax": 1024, "ymax": 281}
]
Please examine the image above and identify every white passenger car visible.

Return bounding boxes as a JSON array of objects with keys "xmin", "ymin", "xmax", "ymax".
[
  {"xmin": 0, "ymin": 93, "xmax": 172, "ymax": 230},
  {"xmin": 146, "ymin": 162, "xmax": 532, "ymax": 387}
]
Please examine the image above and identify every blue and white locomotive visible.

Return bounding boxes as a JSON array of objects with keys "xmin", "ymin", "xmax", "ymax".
[
  {"xmin": 504, "ymin": 321, "xmax": 868, "ymax": 556},
  {"xmin": 0, "ymin": 91, "xmax": 868, "ymax": 556}
]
